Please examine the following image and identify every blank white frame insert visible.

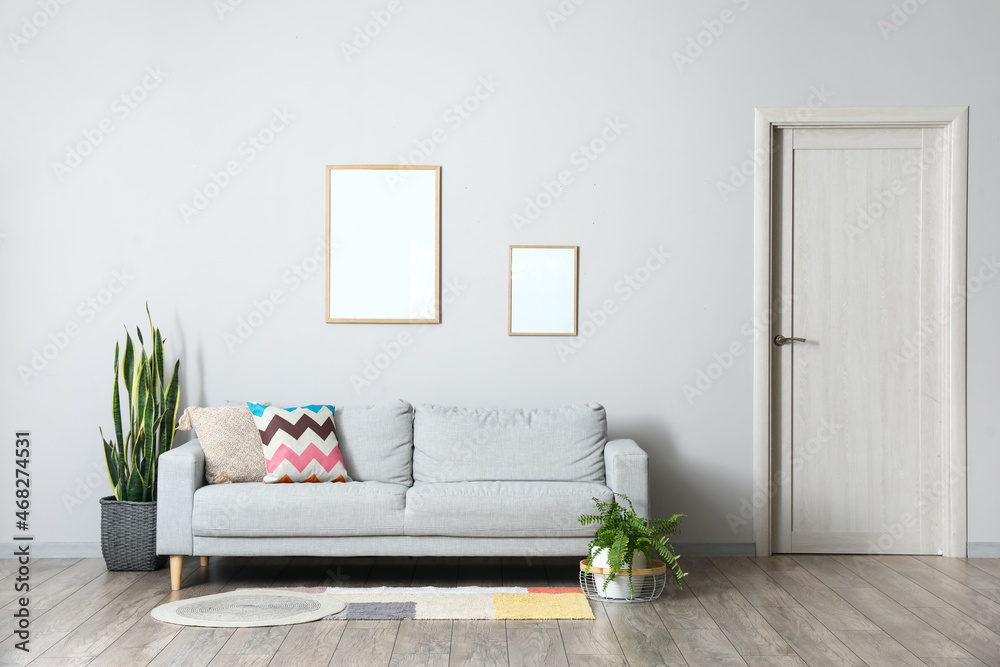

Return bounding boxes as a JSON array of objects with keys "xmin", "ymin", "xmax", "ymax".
[
  {"xmin": 508, "ymin": 245, "xmax": 579, "ymax": 336},
  {"xmin": 326, "ymin": 165, "xmax": 441, "ymax": 323}
]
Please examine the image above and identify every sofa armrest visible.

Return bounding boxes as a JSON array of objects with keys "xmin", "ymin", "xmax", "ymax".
[
  {"xmin": 604, "ymin": 439, "xmax": 649, "ymax": 520},
  {"xmin": 156, "ymin": 439, "xmax": 206, "ymax": 556}
]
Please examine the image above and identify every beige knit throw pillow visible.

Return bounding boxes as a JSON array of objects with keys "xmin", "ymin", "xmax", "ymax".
[{"xmin": 177, "ymin": 405, "xmax": 268, "ymax": 484}]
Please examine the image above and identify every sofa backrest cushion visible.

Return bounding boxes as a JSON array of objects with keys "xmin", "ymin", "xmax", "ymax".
[
  {"xmin": 412, "ymin": 403, "xmax": 607, "ymax": 483},
  {"xmin": 334, "ymin": 400, "xmax": 414, "ymax": 486}
]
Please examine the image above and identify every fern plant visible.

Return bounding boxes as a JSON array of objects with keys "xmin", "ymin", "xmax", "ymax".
[
  {"xmin": 580, "ymin": 494, "xmax": 687, "ymax": 594},
  {"xmin": 100, "ymin": 305, "xmax": 181, "ymax": 502}
]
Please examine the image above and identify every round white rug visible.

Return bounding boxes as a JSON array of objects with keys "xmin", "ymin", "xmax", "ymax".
[{"xmin": 151, "ymin": 590, "xmax": 346, "ymax": 628}]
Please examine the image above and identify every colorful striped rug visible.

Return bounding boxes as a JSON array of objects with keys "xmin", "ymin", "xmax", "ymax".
[{"xmin": 287, "ymin": 586, "xmax": 594, "ymax": 620}]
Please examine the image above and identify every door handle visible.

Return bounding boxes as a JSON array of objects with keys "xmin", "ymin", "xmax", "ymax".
[{"xmin": 774, "ymin": 334, "xmax": 806, "ymax": 346}]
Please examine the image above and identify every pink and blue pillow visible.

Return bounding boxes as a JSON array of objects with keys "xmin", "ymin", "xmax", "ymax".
[{"xmin": 247, "ymin": 403, "xmax": 351, "ymax": 484}]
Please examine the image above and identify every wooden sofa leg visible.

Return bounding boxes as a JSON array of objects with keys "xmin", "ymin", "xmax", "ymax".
[
  {"xmin": 200, "ymin": 556, "xmax": 209, "ymax": 567},
  {"xmin": 170, "ymin": 555, "xmax": 184, "ymax": 590}
]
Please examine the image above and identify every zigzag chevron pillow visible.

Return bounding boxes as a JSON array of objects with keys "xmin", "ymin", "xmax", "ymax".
[{"xmin": 247, "ymin": 403, "xmax": 352, "ymax": 483}]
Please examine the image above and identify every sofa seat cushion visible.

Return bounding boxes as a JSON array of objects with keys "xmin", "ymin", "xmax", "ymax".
[
  {"xmin": 404, "ymin": 481, "xmax": 614, "ymax": 538},
  {"xmin": 192, "ymin": 481, "xmax": 406, "ymax": 537},
  {"xmin": 413, "ymin": 404, "xmax": 608, "ymax": 483}
]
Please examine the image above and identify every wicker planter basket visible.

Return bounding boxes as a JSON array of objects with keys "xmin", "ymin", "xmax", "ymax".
[
  {"xmin": 579, "ymin": 558, "xmax": 668, "ymax": 602},
  {"xmin": 99, "ymin": 496, "xmax": 166, "ymax": 571}
]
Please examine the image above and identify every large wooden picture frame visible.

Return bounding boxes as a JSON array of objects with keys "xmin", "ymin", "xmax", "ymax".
[
  {"xmin": 325, "ymin": 165, "xmax": 441, "ymax": 323},
  {"xmin": 508, "ymin": 245, "xmax": 579, "ymax": 336}
]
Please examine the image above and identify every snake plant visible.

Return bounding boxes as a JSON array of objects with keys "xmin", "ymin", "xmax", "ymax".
[
  {"xmin": 100, "ymin": 305, "xmax": 180, "ymax": 502},
  {"xmin": 580, "ymin": 494, "xmax": 687, "ymax": 593}
]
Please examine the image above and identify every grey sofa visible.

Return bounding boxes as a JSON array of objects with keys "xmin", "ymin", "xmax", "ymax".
[{"xmin": 157, "ymin": 401, "xmax": 648, "ymax": 589}]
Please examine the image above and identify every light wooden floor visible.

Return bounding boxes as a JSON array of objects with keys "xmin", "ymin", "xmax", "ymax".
[{"xmin": 1, "ymin": 554, "xmax": 999, "ymax": 666}]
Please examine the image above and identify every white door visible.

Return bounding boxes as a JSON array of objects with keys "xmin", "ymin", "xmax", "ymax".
[{"xmin": 769, "ymin": 124, "xmax": 957, "ymax": 555}]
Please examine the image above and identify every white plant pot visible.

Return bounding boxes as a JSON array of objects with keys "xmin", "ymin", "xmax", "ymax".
[{"xmin": 590, "ymin": 548, "xmax": 648, "ymax": 599}]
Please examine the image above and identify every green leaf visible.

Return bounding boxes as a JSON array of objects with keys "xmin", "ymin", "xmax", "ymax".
[
  {"xmin": 111, "ymin": 342, "xmax": 123, "ymax": 449},
  {"xmin": 140, "ymin": 365, "xmax": 155, "ymax": 482},
  {"xmin": 141, "ymin": 361, "xmax": 155, "ymax": 447},
  {"xmin": 122, "ymin": 333, "xmax": 136, "ymax": 401},
  {"xmin": 160, "ymin": 361, "xmax": 181, "ymax": 446},
  {"xmin": 125, "ymin": 333, "xmax": 139, "ymax": 437},
  {"xmin": 605, "ymin": 532, "xmax": 628, "ymax": 589},
  {"xmin": 153, "ymin": 360, "xmax": 181, "ymax": 501},
  {"xmin": 132, "ymin": 359, "xmax": 148, "ymax": 472},
  {"xmin": 150, "ymin": 305, "xmax": 165, "ymax": 388},
  {"xmin": 100, "ymin": 431, "xmax": 120, "ymax": 501},
  {"xmin": 125, "ymin": 469, "xmax": 144, "ymax": 502},
  {"xmin": 118, "ymin": 431, "xmax": 131, "ymax": 499}
]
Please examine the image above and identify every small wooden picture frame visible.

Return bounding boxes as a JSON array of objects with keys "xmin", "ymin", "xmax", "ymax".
[
  {"xmin": 508, "ymin": 245, "xmax": 579, "ymax": 336},
  {"xmin": 325, "ymin": 165, "xmax": 441, "ymax": 323}
]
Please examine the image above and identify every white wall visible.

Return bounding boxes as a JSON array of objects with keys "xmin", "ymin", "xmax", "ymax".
[{"xmin": 1, "ymin": 0, "xmax": 998, "ymax": 553}]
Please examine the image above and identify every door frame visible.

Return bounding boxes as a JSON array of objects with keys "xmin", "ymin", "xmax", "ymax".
[{"xmin": 752, "ymin": 107, "xmax": 969, "ymax": 557}]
